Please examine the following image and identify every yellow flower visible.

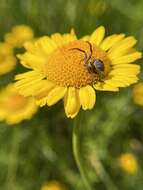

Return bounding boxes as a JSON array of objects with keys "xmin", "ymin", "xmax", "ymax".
[
  {"xmin": 15, "ymin": 26, "xmax": 141, "ymax": 118},
  {"xmin": 118, "ymin": 153, "xmax": 138, "ymax": 174},
  {"xmin": 0, "ymin": 84, "xmax": 38, "ymax": 125},
  {"xmin": 41, "ymin": 181, "xmax": 66, "ymax": 190},
  {"xmin": 4, "ymin": 25, "xmax": 34, "ymax": 48},
  {"xmin": 0, "ymin": 42, "xmax": 16, "ymax": 75},
  {"xmin": 133, "ymin": 82, "xmax": 143, "ymax": 106}
]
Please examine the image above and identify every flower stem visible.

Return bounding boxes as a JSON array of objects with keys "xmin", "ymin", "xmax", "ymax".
[{"xmin": 72, "ymin": 114, "xmax": 92, "ymax": 190}]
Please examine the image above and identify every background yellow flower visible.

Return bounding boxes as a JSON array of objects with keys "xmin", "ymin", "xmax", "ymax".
[
  {"xmin": 0, "ymin": 84, "xmax": 38, "ymax": 124},
  {"xmin": 0, "ymin": 42, "xmax": 16, "ymax": 75},
  {"xmin": 4, "ymin": 25, "xmax": 34, "ymax": 48},
  {"xmin": 118, "ymin": 153, "xmax": 138, "ymax": 174},
  {"xmin": 41, "ymin": 181, "xmax": 66, "ymax": 190},
  {"xmin": 133, "ymin": 83, "xmax": 143, "ymax": 106},
  {"xmin": 0, "ymin": 25, "xmax": 34, "ymax": 76}
]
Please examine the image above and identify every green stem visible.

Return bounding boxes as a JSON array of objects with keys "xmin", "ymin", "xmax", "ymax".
[{"xmin": 72, "ymin": 114, "xmax": 92, "ymax": 190}]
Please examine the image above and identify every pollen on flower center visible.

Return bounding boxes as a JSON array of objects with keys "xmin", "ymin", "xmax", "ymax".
[{"xmin": 44, "ymin": 40, "xmax": 111, "ymax": 88}]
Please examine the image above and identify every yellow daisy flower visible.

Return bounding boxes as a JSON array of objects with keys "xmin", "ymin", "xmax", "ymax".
[
  {"xmin": 4, "ymin": 25, "xmax": 34, "ymax": 48},
  {"xmin": 41, "ymin": 181, "xmax": 66, "ymax": 190},
  {"xmin": 0, "ymin": 42, "xmax": 16, "ymax": 75},
  {"xmin": 0, "ymin": 84, "xmax": 38, "ymax": 125},
  {"xmin": 133, "ymin": 82, "xmax": 143, "ymax": 106},
  {"xmin": 15, "ymin": 26, "xmax": 141, "ymax": 118},
  {"xmin": 118, "ymin": 153, "xmax": 138, "ymax": 174}
]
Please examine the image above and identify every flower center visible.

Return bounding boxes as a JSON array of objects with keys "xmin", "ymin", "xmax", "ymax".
[
  {"xmin": 44, "ymin": 40, "xmax": 111, "ymax": 88},
  {"xmin": 0, "ymin": 55, "xmax": 6, "ymax": 64},
  {"xmin": 4, "ymin": 94, "xmax": 28, "ymax": 111}
]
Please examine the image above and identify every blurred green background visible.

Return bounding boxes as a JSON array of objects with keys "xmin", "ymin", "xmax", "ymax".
[{"xmin": 0, "ymin": 0, "xmax": 143, "ymax": 190}]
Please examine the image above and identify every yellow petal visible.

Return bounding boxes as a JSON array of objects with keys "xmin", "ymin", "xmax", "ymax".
[
  {"xmin": 15, "ymin": 71, "xmax": 46, "ymax": 97},
  {"xmin": 81, "ymin": 35, "xmax": 90, "ymax": 41},
  {"xmin": 94, "ymin": 83, "xmax": 119, "ymax": 91},
  {"xmin": 34, "ymin": 81, "xmax": 56, "ymax": 106},
  {"xmin": 15, "ymin": 71, "xmax": 45, "ymax": 87},
  {"xmin": 108, "ymin": 36, "xmax": 137, "ymax": 59},
  {"xmin": 17, "ymin": 53, "xmax": 46, "ymax": 69},
  {"xmin": 24, "ymin": 36, "xmax": 56, "ymax": 57},
  {"xmin": 15, "ymin": 70, "xmax": 44, "ymax": 80},
  {"xmin": 46, "ymin": 86, "xmax": 67, "ymax": 106},
  {"xmin": 35, "ymin": 36, "xmax": 57, "ymax": 55},
  {"xmin": 51, "ymin": 30, "xmax": 77, "ymax": 45},
  {"xmin": 51, "ymin": 33, "xmax": 65, "ymax": 46},
  {"xmin": 62, "ymin": 30, "xmax": 77, "ymax": 43},
  {"xmin": 35, "ymin": 81, "xmax": 55, "ymax": 99},
  {"xmin": 100, "ymin": 34, "xmax": 125, "ymax": 51},
  {"xmin": 109, "ymin": 66, "xmax": 140, "ymax": 76},
  {"xmin": 106, "ymin": 76, "xmax": 139, "ymax": 87},
  {"xmin": 64, "ymin": 87, "xmax": 81, "ymax": 118},
  {"xmin": 79, "ymin": 85, "xmax": 96, "ymax": 110},
  {"xmin": 24, "ymin": 41, "xmax": 36, "ymax": 52},
  {"xmin": 90, "ymin": 26, "xmax": 105, "ymax": 45},
  {"xmin": 113, "ymin": 63, "xmax": 141, "ymax": 69},
  {"xmin": 111, "ymin": 52, "xmax": 142, "ymax": 65}
]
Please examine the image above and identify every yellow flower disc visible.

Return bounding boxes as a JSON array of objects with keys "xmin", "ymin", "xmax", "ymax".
[
  {"xmin": 45, "ymin": 40, "xmax": 111, "ymax": 88},
  {"xmin": 4, "ymin": 94, "xmax": 28, "ymax": 111}
]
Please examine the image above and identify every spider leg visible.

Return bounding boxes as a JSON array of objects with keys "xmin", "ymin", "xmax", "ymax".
[
  {"xmin": 85, "ymin": 41, "xmax": 93, "ymax": 59},
  {"xmin": 69, "ymin": 48, "xmax": 86, "ymax": 55},
  {"xmin": 69, "ymin": 47, "xmax": 88, "ymax": 63}
]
